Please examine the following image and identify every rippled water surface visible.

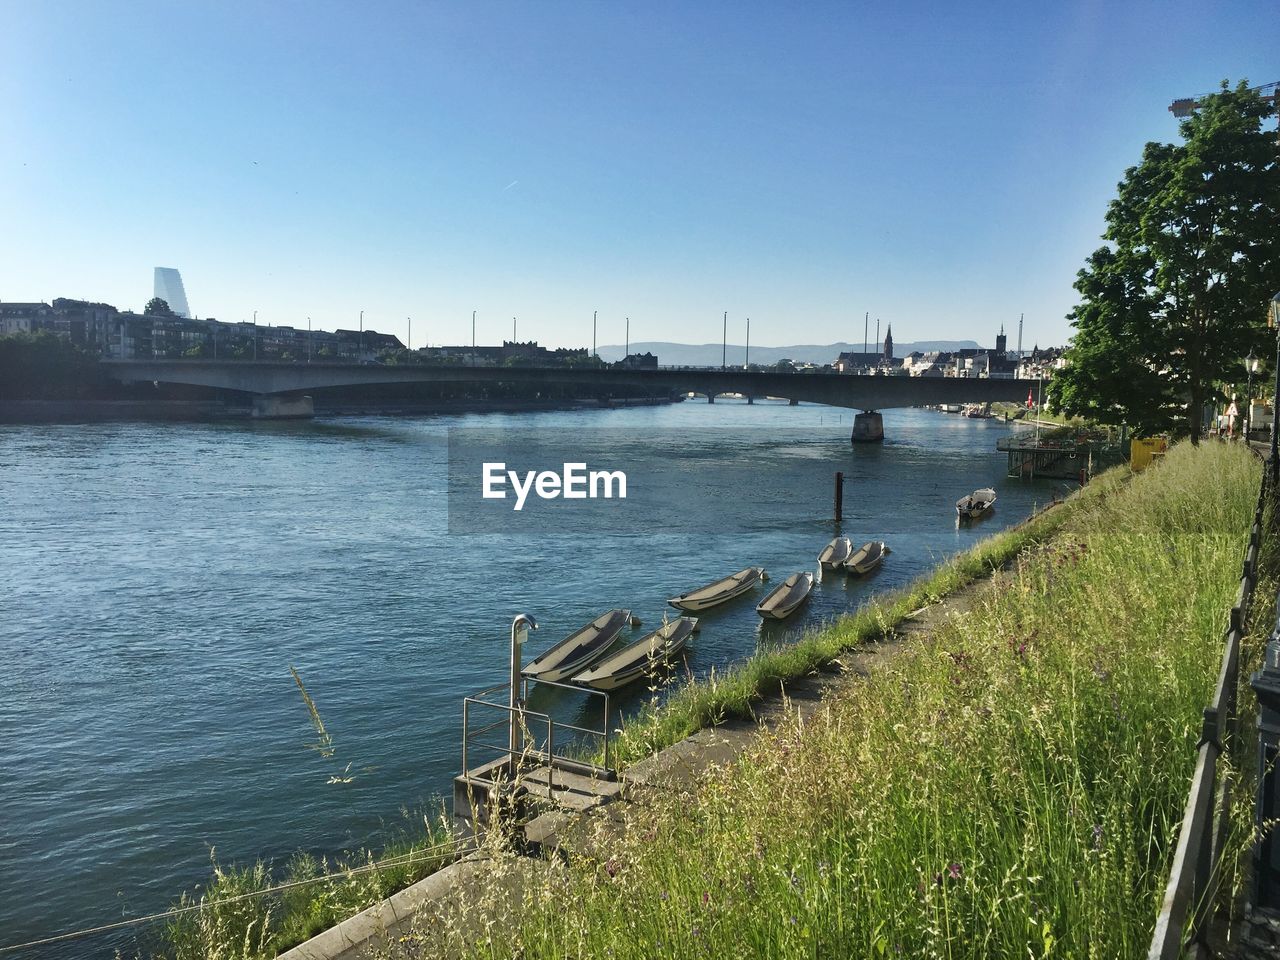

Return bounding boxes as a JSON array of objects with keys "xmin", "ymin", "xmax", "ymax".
[{"xmin": 0, "ymin": 402, "xmax": 1067, "ymax": 957}]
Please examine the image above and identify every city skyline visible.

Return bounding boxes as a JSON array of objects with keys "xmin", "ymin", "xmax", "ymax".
[{"xmin": 1, "ymin": 2, "xmax": 1273, "ymax": 350}]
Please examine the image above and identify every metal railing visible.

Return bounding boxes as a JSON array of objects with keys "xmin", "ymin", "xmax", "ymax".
[
  {"xmin": 1147, "ymin": 461, "xmax": 1270, "ymax": 959},
  {"xmin": 460, "ymin": 679, "xmax": 613, "ymax": 788}
]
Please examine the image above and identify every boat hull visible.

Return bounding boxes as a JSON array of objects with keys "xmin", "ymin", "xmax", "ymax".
[
  {"xmin": 573, "ymin": 618, "xmax": 697, "ymax": 691},
  {"xmin": 817, "ymin": 537, "xmax": 853, "ymax": 570},
  {"xmin": 523, "ymin": 609, "xmax": 632, "ymax": 683},
  {"xmin": 844, "ymin": 541, "xmax": 886, "ymax": 576},
  {"xmin": 756, "ymin": 573, "xmax": 814, "ymax": 620},
  {"xmin": 669, "ymin": 567, "xmax": 765, "ymax": 612}
]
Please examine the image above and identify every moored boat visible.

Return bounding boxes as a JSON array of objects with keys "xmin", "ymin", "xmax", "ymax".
[
  {"xmin": 956, "ymin": 487, "xmax": 997, "ymax": 520},
  {"xmin": 573, "ymin": 617, "xmax": 698, "ymax": 691},
  {"xmin": 756, "ymin": 572, "xmax": 814, "ymax": 620},
  {"xmin": 522, "ymin": 609, "xmax": 633, "ymax": 683},
  {"xmin": 844, "ymin": 540, "xmax": 887, "ymax": 575},
  {"xmin": 669, "ymin": 567, "xmax": 766, "ymax": 611},
  {"xmin": 818, "ymin": 536, "xmax": 853, "ymax": 570}
]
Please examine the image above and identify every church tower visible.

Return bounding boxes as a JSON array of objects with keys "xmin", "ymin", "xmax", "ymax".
[
  {"xmin": 883, "ymin": 324, "xmax": 894, "ymax": 360},
  {"xmin": 995, "ymin": 324, "xmax": 1007, "ymax": 356}
]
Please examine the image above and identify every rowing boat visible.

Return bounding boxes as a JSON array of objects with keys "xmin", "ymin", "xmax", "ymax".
[
  {"xmin": 668, "ymin": 567, "xmax": 766, "ymax": 611},
  {"xmin": 522, "ymin": 609, "xmax": 633, "ymax": 683},
  {"xmin": 844, "ymin": 540, "xmax": 887, "ymax": 575},
  {"xmin": 573, "ymin": 617, "xmax": 698, "ymax": 691},
  {"xmin": 817, "ymin": 536, "xmax": 853, "ymax": 570},
  {"xmin": 756, "ymin": 572, "xmax": 814, "ymax": 620}
]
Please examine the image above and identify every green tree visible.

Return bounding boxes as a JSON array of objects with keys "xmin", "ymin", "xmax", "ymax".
[
  {"xmin": 0, "ymin": 332, "xmax": 97, "ymax": 399},
  {"xmin": 144, "ymin": 297, "xmax": 174, "ymax": 317},
  {"xmin": 1051, "ymin": 81, "xmax": 1280, "ymax": 440}
]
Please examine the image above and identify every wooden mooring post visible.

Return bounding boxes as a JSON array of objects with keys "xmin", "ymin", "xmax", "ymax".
[{"xmin": 834, "ymin": 471, "xmax": 843, "ymax": 521}]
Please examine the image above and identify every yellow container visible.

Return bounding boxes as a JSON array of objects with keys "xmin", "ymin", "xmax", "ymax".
[{"xmin": 1130, "ymin": 437, "xmax": 1168, "ymax": 472}]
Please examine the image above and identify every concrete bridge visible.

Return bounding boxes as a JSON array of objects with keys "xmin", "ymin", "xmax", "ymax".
[{"xmin": 101, "ymin": 359, "xmax": 1038, "ymax": 441}]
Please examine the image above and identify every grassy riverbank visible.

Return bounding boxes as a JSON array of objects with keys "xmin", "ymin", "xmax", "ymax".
[
  {"xmin": 477, "ymin": 441, "xmax": 1259, "ymax": 958},
  {"xmin": 160, "ymin": 813, "xmax": 455, "ymax": 959}
]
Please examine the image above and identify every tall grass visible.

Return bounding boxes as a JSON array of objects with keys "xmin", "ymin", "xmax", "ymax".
[
  {"xmin": 463, "ymin": 440, "xmax": 1259, "ymax": 959},
  {"xmin": 157, "ymin": 811, "xmax": 455, "ymax": 960}
]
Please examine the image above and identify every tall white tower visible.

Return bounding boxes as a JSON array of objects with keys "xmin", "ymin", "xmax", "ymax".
[{"xmin": 153, "ymin": 267, "xmax": 190, "ymax": 318}]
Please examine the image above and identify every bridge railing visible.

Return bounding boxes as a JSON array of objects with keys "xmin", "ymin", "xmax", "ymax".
[{"xmin": 1146, "ymin": 457, "xmax": 1270, "ymax": 959}]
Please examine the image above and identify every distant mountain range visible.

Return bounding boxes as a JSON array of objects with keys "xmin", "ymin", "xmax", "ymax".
[{"xmin": 595, "ymin": 340, "xmax": 984, "ymax": 367}]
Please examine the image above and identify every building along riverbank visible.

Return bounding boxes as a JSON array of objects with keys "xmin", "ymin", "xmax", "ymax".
[{"xmin": 377, "ymin": 440, "xmax": 1257, "ymax": 959}]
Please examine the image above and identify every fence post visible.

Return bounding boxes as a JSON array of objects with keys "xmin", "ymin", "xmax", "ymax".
[{"xmin": 1251, "ymin": 637, "xmax": 1280, "ymax": 908}]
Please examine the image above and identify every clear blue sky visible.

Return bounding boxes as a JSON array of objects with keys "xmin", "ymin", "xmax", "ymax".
[{"xmin": 0, "ymin": 1, "xmax": 1272, "ymax": 350}]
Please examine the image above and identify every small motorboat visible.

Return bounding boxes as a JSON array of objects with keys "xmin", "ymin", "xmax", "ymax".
[
  {"xmin": 573, "ymin": 617, "xmax": 698, "ymax": 691},
  {"xmin": 956, "ymin": 487, "xmax": 997, "ymax": 520},
  {"xmin": 522, "ymin": 609, "xmax": 633, "ymax": 683},
  {"xmin": 817, "ymin": 536, "xmax": 853, "ymax": 570},
  {"xmin": 756, "ymin": 572, "xmax": 814, "ymax": 620},
  {"xmin": 669, "ymin": 567, "xmax": 766, "ymax": 611},
  {"xmin": 844, "ymin": 540, "xmax": 887, "ymax": 575}
]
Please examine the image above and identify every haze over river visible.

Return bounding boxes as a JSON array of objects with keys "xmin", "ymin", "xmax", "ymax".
[{"xmin": 0, "ymin": 402, "xmax": 1068, "ymax": 957}]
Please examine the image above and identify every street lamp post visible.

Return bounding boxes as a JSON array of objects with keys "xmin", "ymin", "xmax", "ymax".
[
  {"xmin": 407, "ymin": 317, "xmax": 411, "ymax": 353},
  {"xmin": 1270, "ymin": 292, "xmax": 1280, "ymax": 484},
  {"xmin": 307, "ymin": 317, "xmax": 312, "ymax": 363},
  {"xmin": 1246, "ymin": 348, "xmax": 1258, "ymax": 440}
]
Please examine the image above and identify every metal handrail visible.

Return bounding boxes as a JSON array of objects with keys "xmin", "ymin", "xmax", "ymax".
[{"xmin": 461, "ymin": 681, "xmax": 615, "ymax": 786}]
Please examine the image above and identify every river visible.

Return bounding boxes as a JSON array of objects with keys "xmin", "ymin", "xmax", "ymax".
[{"xmin": 0, "ymin": 401, "xmax": 1067, "ymax": 957}]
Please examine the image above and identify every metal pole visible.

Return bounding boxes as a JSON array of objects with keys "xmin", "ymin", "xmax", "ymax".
[
  {"xmin": 593, "ymin": 310, "xmax": 597, "ymax": 358},
  {"xmin": 1272, "ymin": 326, "xmax": 1279, "ymax": 484},
  {"xmin": 625, "ymin": 317, "xmax": 629, "ymax": 357},
  {"xmin": 863, "ymin": 311, "xmax": 868, "ymax": 365},
  {"xmin": 509, "ymin": 614, "xmax": 537, "ymax": 761},
  {"xmin": 513, "ymin": 317, "xmax": 516, "ymax": 343},
  {"xmin": 472, "ymin": 310, "xmax": 476, "ymax": 366},
  {"xmin": 307, "ymin": 317, "xmax": 311, "ymax": 363},
  {"xmin": 359, "ymin": 310, "xmax": 363, "ymax": 360},
  {"xmin": 722, "ymin": 311, "xmax": 727, "ymax": 369},
  {"xmin": 834, "ymin": 471, "xmax": 843, "ymax": 521},
  {"xmin": 745, "ymin": 318, "xmax": 750, "ymax": 369},
  {"xmin": 407, "ymin": 317, "xmax": 411, "ymax": 352}
]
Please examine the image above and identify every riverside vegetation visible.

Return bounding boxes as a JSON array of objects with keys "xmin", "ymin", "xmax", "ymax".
[
  {"xmin": 161, "ymin": 440, "xmax": 1260, "ymax": 958},
  {"xmin": 452, "ymin": 440, "xmax": 1258, "ymax": 959}
]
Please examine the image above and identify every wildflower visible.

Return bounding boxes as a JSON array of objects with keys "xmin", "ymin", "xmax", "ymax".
[
  {"xmin": 702, "ymin": 891, "xmax": 710, "ymax": 906},
  {"xmin": 948, "ymin": 862, "xmax": 963, "ymax": 880},
  {"xmin": 692, "ymin": 926, "xmax": 701, "ymax": 937},
  {"xmin": 660, "ymin": 890, "xmax": 669, "ymax": 901},
  {"xmin": 605, "ymin": 857, "xmax": 619, "ymax": 879}
]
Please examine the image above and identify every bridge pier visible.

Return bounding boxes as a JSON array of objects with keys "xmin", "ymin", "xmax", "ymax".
[
  {"xmin": 707, "ymin": 394, "xmax": 715, "ymax": 404},
  {"xmin": 252, "ymin": 394, "xmax": 315, "ymax": 420},
  {"xmin": 789, "ymin": 398, "xmax": 799, "ymax": 406},
  {"xmin": 851, "ymin": 411, "xmax": 884, "ymax": 444},
  {"xmin": 747, "ymin": 395, "xmax": 754, "ymax": 405}
]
